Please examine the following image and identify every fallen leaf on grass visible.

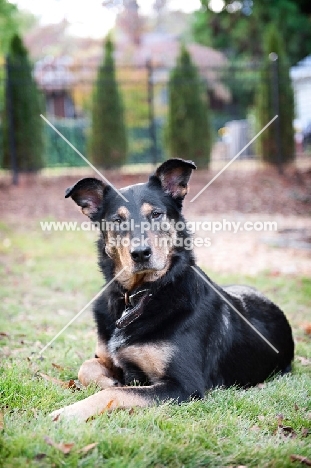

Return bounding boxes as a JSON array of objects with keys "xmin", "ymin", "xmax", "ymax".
[
  {"xmin": 1, "ymin": 347, "xmax": 11, "ymax": 357},
  {"xmin": 64, "ymin": 379, "xmax": 79, "ymax": 390},
  {"xmin": 250, "ymin": 425, "xmax": 261, "ymax": 432},
  {"xmin": 0, "ymin": 332, "xmax": 9, "ymax": 338},
  {"xmin": 295, "ymin": 337, "xmax": 308, "ymax": 343},
  {"xmin": 106, "ymin": 399, "xmax": 115, "ymax": 410},
  {"xmin": 1, "ymin": 346, "xmax": 23, "ymax": 357},
  {"xmin": 279, "ymin": 426, "xmax": 297, "ymax": 439},
  {"xmin": 38, "ymin": 373, "xmax": 79, "ymax": 390},
  {"xmin": 57, "ymin": 443, "xmax": 75, "ymax": 455},
  {"xmin": 290, "ymin": 454, "xmax": 311, "ymax": 466},
  {"xmin": 34, "ymin": 454, "xmax": 47, "ymax": 461},
  {"xmin": 275, "ymin": 414, "xmax": 297, "ymax": 439},
  {"xmin": 301, "ymin": 427, "xmax": 310, "ymax": 438},
  {"xmin": 52, "ymin": 362, "xmax": 65, "ymax": 371},
  {"xmin": 78, "ymin": 443, "xmax": 98, "ymax": 454},
  {"xmin": 39, "ymin": 373, "xmax": 65, "ymax": 386},
  {"xmin": 51, "ymin": 412, "xmax": 61, "ymax": 422},
  {"xmin": 20, "ymin": 339, "xmax": 31, "ymax": 345},
  {"xmin": 276, "ymin": 414, "xmax": 284, "ymax": 426},
  {"xmin": 44, "ymin": 436, "xmax": 75, "ymax": 455},
  {"xmin": 297, "ymin": 356, "xmax": 311, "ymax": 366},
  {"xmin": 0, "ymin": 412, "xmax": 4, "ymax": 431}
]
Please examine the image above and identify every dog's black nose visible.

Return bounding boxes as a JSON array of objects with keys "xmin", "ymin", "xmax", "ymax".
[{"xmin": 130, "ymin": 246, "xmax": 152, "ymax": 263}]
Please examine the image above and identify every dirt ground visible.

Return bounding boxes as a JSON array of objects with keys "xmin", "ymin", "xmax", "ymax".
[{"xmin": 1, "ymin": 163, "xmax": 311, "ymax": 276}]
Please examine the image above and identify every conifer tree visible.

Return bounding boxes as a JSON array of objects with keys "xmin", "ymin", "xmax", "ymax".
[
  {"xmin": 89, "ymin": 36, "xmax": 127, "ymax": 167},
  {"xmin": 166, "ymin": 46, "xmax": 212, "ymax": 168},
  {"xmin": 2, "ymin": 34, "xmax": 44, "ymax": 171},
  {"xmin": 256, "ymin": 25, "xmax": 294, "ymax": 166}
]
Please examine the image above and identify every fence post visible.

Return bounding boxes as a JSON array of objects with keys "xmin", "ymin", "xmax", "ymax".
[
  {"xmin": 269, "ymin": 53, "xmax": 283, "ymax": 175},
  {"xmin": 5, "ymin": 55, "xmax": 18, "ymax": 185},
  {"xmin": 147, "ymin": 60, "xmax": 158, "ymax": 165}
]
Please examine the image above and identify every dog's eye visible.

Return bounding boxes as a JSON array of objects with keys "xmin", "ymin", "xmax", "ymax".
[
  {"xmin": 151, "ymin": 211, "xmax": 162, "ymax": 219},
  {"xmin": 113, "ymin": 217, "xmax": 122, "ymax": 224}
]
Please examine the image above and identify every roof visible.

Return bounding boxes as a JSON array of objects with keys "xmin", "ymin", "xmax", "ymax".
[
  {"xmin": 34, "ymin": 56, "xmax": 76, "ymax": 91},
  {"xmin": 115, "ymin": 33, "xmax": 230, "ymax": 101},
  {"xmin": 32, "ymin": 31, "xmax": 230, "ymax": 102},
  {"xmin": 291, "ymin": 55, "xmax": 311, "ymax": 81}
]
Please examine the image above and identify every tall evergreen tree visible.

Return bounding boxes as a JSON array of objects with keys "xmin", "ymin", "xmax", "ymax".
[
  {"xmin": 89, "ymin": 36, "xmax": 127, "ymax": 168},
  {"xmin": 166, "ymin": 46, "xmax": 212, "ymax": 168},
  {"xmin": 193, "ymin": 0, "xmax": 311, "ymax": 66},
  {"xmin": 2, "ymin": 34, "xmax": 44, "ymax": 171},
  {"xmin": 0, "ymin": 0, "xmax": 18, "ymax": 55},
  {"xmin": 256, "ymin": 25, "xmax": 294, "ymax": 166}
]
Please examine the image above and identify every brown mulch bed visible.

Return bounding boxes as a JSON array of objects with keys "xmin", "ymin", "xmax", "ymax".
[
  {"xmin": 1, "ymin": 165, "xmax": 311, "ymax": 276},
  {"xmin": 1, "ymin": 165, "xmax": 311, "ymax": 221}
]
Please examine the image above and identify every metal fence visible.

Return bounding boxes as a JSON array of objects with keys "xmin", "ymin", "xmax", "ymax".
[{"xmin": 0, "ymin": 57, "xmax": 310, "ymax": 180}]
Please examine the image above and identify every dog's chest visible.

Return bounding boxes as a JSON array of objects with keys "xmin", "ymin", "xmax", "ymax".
[{"xmin": 108, "ymin": 332, "xmax": 176, "ymax": 383}]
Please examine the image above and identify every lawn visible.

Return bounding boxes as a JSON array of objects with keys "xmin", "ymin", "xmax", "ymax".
[{"xmin": 0, "ymin": 220, "xmax": 310, "ymax": 468}]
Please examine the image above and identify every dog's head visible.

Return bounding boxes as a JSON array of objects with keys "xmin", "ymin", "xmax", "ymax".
[{"xmin": 65, "ymin": 158, "xmax": 196, "ymax": 290}]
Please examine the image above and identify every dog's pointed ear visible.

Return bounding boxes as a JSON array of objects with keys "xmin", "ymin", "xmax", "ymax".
[
  {"xmin": 153, "ymin": 158, "xmax": 196, "ymax": 200},
  {"xmin": 65, "ymin": 178, "xmax": 108, "ymax": 219}
]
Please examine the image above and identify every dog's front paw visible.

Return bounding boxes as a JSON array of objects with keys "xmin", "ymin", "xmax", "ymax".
[
  {"xmin": 49, "ymin": 391, "xmax": 109, "ymax": 422},
  {"xmin": 49, "ymin": 402, "xmax": 92, "ymax": 422}
]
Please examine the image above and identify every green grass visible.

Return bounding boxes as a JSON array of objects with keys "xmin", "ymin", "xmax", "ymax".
[{"xmin": 0, "ymin": 221, "xmax": 310, "ymax": 467}]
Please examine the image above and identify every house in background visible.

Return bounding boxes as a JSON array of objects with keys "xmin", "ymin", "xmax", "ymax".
[
  {"xmin": 32, "ymin": 33, "xmax": 230, "ymax": 124},
  {"xmin": 114, "ymin": 31, "xmax": 230, "ymax": 107},
  {"xmin": 34, "ymin": 55, "xmax": 76, "ymax": 118},
  {"xmin": 28, "ymin": 9, "xmax": 231, "ymax": 119},
  {"xmin": 291, "ymin": 55, "xmax": 311, "ymax": 130}
]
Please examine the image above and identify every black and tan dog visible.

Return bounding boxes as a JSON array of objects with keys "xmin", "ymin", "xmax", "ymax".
[{"xmin": 51, "ymin": 158, "xmax": 294, "ymax": 421}]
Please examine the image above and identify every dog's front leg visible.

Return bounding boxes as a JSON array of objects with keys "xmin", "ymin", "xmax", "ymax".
[
  {"xmin": 78, "ymin": 338, "xmax": 122, "ymax": 389},
  {"xmin": 50, "ymin": 382, "xmax": 187, "ymax": 422}
]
